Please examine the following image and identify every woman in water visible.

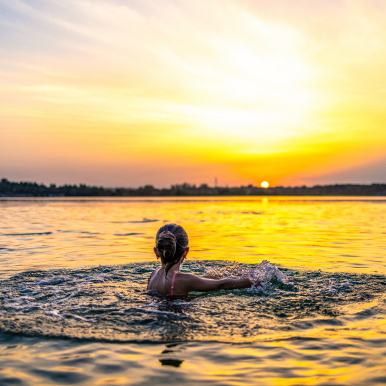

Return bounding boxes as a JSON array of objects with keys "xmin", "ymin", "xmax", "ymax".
[{"xmin": 147, "ymin": 223, "xmax": 259, "ymax": 296}]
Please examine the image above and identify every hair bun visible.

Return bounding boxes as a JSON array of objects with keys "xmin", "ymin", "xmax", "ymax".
[{"xmin": 156, "ymin": 231, "xmax": 177, "ymax": 260}]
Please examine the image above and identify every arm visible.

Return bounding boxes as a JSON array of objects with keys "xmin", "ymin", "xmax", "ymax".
[
  {"xmin": 183, "ymin": 274, "xmax": 253, "ymax": 293},
  {"xmin": 202, "ymin": 275, "xmax": 261, "ymax": 287}
]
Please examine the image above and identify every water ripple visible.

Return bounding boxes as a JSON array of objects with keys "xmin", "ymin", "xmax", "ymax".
[{"xmin": 0, "ymin": 261, "xmax": 385, "ymax": 343}]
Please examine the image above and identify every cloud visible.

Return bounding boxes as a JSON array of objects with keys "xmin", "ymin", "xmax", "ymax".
[{"xmin": 1, "ymin": 0, "xmax": 386, "ymax": 186}]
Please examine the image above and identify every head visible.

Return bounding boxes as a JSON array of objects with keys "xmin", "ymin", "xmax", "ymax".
[{"xmin": 154, "ymin": 224, "xmax": 189, "ymax": 276}]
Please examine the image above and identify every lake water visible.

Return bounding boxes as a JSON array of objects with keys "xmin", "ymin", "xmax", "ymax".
[{"xmin": 1, "ymin": 197, "xmax": 386, "ymax": 385}]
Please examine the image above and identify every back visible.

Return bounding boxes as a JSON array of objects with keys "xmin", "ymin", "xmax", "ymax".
[{"xmin": 147, "ymin": 268, "xmax": 179, "ymax": 296}]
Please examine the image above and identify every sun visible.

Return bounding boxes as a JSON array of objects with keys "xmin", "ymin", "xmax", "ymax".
[{"xmin": 261, "ymin": 181, "xmax": 269, "ymax": 188}]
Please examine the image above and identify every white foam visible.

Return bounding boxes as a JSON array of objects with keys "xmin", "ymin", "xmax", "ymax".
[
  {"xmin": 38, "ymin": 276, "xmax": 71, "ymax": 286},
  {"xmin": 45, "ymin": 310, "xmax": 62, "ymax": 318},
  {"xmin": 204, "ymin": 260, "xmax": 290, "ymax": 287},
  {"xmin": 62, "ymin": 313, "xmax": 95, "ymax": 323}
]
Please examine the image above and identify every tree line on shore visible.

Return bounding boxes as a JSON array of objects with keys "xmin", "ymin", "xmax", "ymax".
[{"xmin": 1, "ymin": 178, "xmax": 386, "ymax": 197}]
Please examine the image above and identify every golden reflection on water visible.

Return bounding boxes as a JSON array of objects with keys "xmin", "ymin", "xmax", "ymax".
[
  {"xmin": 1, "ymin": 325, "xmax": 386, "ymax": 385},
  {"xmin": 1, "ymin": 197, "xmax": 386, "ymax": 275},
  {"xmin": 1, "ymin": 197, "xmax": 386, "ymax": 385}
]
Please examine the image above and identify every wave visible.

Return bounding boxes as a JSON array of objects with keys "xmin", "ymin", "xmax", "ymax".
[
  {"xmin": 0, "ymin": 261, "xmax": 385, "ymax": 343},
  {"xmin": 1, "ymin": 232, "xmax": 53, "ymax": 236},
  {"xmin": 114, "ymin": 232, "xmax": 144, "ymax": 236}
]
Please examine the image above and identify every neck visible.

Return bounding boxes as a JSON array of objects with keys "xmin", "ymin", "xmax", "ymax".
[{"xmin": 163, "ymin": 262, "xmax": 181, "ymax": 275}]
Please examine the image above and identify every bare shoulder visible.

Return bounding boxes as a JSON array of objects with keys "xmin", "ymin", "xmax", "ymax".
[
  {"xmin": 173, "ymin": 272, "xmax": 217, "ymax": 294},
  {"xmin": 178, "ymin": 272, "xmax": 202, "ymax": 281},
  {"xmin": 177, "ymin": 272, "xmax": 214, "ymax": 284},
  {"xmin": 175, "ymin": 272, "xmax": 204, "ymax": 287},
  {"xmin": 176, "ymin": 272, "xmax": 251, "ymax": 293}
]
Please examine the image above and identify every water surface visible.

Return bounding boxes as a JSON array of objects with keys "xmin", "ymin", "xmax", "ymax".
[{"xmin": 1, "ymin": 197, "xmax": 386, "ymax": 385}]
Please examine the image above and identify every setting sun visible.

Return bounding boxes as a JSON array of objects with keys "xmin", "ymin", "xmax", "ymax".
[{"xmin": 261, "ymin": 181, "xmax": 269, "ymax": 188}]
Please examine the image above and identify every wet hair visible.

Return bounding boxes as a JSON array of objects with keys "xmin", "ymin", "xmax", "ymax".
[{"xmin": 155, "ymin": 224, "xmax": 189, "ymax": 277}]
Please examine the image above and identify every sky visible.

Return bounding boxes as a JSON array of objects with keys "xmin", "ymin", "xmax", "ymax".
[{"xmin": 1, "ymin": 0, "xmax": 386, "ymax": 188}]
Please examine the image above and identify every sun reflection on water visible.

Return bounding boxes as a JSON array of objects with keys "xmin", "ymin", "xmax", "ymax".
[{"xmin": 0, "ymin": 197, "xmax": 386, "ymax": 276}]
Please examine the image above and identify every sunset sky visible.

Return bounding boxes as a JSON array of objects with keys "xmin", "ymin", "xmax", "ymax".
[{"xmin": 1, "ymin": 0, "xmax": 386, "ymax": 187}]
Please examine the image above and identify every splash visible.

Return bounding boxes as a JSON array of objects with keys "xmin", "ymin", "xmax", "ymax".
[
  {"xmin": 204, "ymin": 260, "xmax": 290, "ymax": 289},
  {"xmin": 0, "ymin": 261, "xmax": 385, "ymax": 343}
]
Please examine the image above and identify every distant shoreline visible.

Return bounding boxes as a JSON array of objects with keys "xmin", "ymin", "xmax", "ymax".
[{"xmin": 1, "ymin": 178, "xmax": 386, "ymax": 197}]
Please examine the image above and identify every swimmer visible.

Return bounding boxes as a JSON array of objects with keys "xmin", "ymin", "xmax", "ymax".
[{"xmin": 147, "ymin": 223, "xmax": 260, "ymax": 296}]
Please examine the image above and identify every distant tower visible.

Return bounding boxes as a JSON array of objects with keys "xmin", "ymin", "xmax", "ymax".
[{"xmin": 215, "ymin": 177, "xmax": 218, "ymax": 188}]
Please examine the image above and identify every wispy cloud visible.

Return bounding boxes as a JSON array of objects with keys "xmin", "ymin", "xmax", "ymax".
[{"xmin": 1, "ymin": 0, "xmax": 386, "ymax": 186}]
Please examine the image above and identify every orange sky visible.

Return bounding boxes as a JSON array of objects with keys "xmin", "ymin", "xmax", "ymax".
[{"xmin": 1, "ymin": 0, "xmax": 386, "ymax": 187}]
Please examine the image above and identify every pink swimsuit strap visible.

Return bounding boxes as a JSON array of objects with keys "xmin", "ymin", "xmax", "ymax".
[{"xmin": 170, "ymin": 272, "xmax": 177, "ymax": 296}]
